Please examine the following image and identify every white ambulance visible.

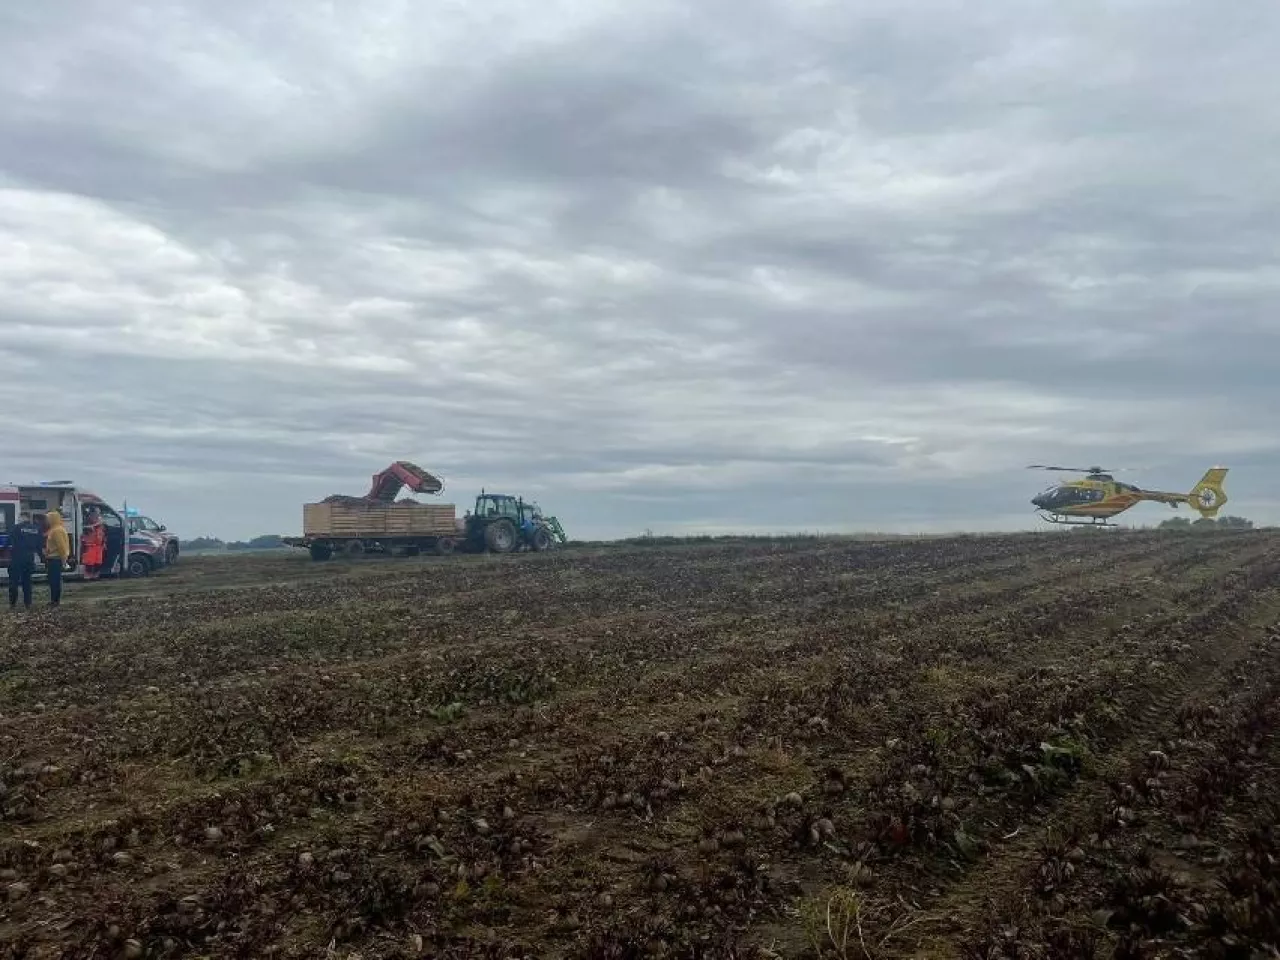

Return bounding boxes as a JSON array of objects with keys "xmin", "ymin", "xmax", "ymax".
[{"xmin": 0, "ymin": 481, "xmax": 167, "ymax": 581}]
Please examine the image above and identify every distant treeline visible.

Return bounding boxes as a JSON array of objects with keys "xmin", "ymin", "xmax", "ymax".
[{"xmin": 184, "ymin": 535, "xmax": 287, "ymax": 553}]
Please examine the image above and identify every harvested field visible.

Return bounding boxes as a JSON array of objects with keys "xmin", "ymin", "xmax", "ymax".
[{"xmin": 3, "ymin": 531, "xmax": 1280, "ymax": 958}]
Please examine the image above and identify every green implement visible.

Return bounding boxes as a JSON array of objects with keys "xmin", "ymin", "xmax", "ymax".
[{"xmin": 543, "ymin": 515, "xmax": 568, "ymax": 544}]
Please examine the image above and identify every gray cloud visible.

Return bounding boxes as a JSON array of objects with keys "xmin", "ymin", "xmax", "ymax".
[{"xmin": 1, "ymin": 0, "xmax": 1277, "ymax": 539}]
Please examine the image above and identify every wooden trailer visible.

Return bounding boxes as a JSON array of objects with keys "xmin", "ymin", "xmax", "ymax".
[{"xmin": 288, "ymin": 500, "xmax": 462, "ymax": 561}]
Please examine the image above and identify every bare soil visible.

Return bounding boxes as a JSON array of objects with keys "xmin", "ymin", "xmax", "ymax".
[{"xmin": 2, "ymin": 531, "xmax": 1279, "ymax": 958}]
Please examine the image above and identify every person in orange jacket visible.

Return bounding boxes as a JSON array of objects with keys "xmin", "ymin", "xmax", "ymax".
[
  {"xmin": 43, "ymin": 510, "xmax": 71, "ymax": 607},
  {"xmin": 82, "ymin": 507, "xmax": 105, "ymax": 580}
]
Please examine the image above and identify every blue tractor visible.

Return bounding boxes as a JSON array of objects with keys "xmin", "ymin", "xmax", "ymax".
[{"xmin": 464, "ymin": 492, "xmax": 567, "ymax": 553}]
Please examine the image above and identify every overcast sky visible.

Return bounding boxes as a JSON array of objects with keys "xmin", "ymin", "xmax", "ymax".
[{"xmin": 1, "ymin": 1, "xmax": 1277, "ymax": 540}]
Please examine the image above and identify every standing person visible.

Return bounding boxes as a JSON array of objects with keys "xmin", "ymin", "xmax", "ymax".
[
  {"xmin": 43, "ymin": 509, "xmax": 70, "ymax": 607},
  {"xmin": 101, "ymin": 516, "xmax": 123, "ymax": 578},
  {"xmin": 7, "ymin": 510, "xmax": 44, "ymax": 611},
  {"xmin": 82, "ymin": 508, "xmax": 105, "ymax": 580}
]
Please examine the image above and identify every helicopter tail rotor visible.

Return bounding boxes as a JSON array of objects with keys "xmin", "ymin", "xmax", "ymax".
[{"xmin": 1187, "ymin": 467, "xmax": 1229, "ymax": 518}]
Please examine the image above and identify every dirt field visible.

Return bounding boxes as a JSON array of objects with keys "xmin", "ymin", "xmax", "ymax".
[{"xmin": 3, "ymin": 531, "xmax": 1280, "ymax": 959}]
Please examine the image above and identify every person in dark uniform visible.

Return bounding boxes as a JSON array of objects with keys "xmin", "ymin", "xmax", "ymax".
[
  {"xmin": 102, "ymin": 515, "xmax": 124, "ymax": 578},
  {"xmin": 7, "ymin": 509, "xmax": 44, "ymax": 611}
]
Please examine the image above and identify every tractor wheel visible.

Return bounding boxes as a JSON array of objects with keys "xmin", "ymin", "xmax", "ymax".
[
  {"xmin": 310, "ymin": 543, "xmax": 334, "ymax": 562},
  {"xmin": 531, "ymin": 527, "xmax": 553, "ymax": 552},
  {"xmin": 434, "ymin": 537, "xmax": 456, "ymax": 556},
  {"xmin": 484, "ymin": 520, "xmax": 517, "ymax": 554}
]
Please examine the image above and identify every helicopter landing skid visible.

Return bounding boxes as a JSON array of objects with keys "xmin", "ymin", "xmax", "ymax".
[{"xmin": 1036, "ymin": 511, "xmax": 1117, "ymax": 528}]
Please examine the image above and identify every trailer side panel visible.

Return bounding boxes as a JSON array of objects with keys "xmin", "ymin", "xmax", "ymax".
[{"xmin": 303, "ymin": 502, "xmax": 457, "ymax": 538}]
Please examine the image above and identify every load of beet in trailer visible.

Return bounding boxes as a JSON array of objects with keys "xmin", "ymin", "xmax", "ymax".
[{"xmin": 284, "ymin": 462, "xmax": 566, "ymax": 561}]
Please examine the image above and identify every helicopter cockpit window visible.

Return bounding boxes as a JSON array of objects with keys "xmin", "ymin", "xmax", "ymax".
[{"xmin": 1042, "ymin": 486, "xmax": 1103, "ymax": 507}]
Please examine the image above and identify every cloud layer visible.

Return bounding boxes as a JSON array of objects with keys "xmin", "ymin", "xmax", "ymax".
[{"xmin": 2, "ymin": 0, "xmax": 1277, "ymax": 538}]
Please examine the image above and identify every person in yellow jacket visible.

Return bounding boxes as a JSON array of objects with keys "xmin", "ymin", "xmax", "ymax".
[{"xmin": 43, "ymin": 510, "xmax": 71, "ymax": 607}]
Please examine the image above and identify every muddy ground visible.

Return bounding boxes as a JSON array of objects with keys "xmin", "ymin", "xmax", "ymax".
[{"xmin": 2, "ymin": 531, "xmax": 1279, "ymax": 958}]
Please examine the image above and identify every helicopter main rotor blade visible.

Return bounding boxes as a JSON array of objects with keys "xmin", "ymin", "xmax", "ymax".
[{"xmin": 1027, "ymin": 464, "xmax": 1123, "ymax": 474}]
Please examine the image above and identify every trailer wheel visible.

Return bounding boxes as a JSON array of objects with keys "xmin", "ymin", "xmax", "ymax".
[
  {"xmin": 435, "ymin": 537, "xmax": 456, "ymax": 556},
  {"xmin": 344, "ymin": 540, "xmax": 366, "ymax": 558},
  {"xmin": 309, "ymin": 543, "xmax": 333, "ymax": 562}
]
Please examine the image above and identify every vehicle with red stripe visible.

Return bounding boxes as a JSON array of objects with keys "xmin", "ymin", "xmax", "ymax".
[
  {"xmin": 128, "ymin": 513, "xmax": 180, "ymax": 565},
  {"xmin": 0, "ymin": 482, "xmax": 169, "ymax": 581}
]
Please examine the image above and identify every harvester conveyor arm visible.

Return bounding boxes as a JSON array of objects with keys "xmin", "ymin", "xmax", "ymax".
[{"xmin": 366, "ymin": 462, "xmax": 445, "ymax": 501}]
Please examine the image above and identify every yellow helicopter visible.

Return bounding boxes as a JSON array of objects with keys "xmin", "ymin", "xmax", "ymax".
[{"xmin": 1029, "ymin": 464, "xmax": 1228, "ymax": 527}]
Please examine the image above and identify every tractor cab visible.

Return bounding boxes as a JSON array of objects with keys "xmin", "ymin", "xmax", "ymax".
[
  {"xmin": 472, "ymin": 493, "xmax": 554, "ymax": 526},
  {"xmin": 474, "ymin": 493, "xmax": 528, "ymax": 521}
]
